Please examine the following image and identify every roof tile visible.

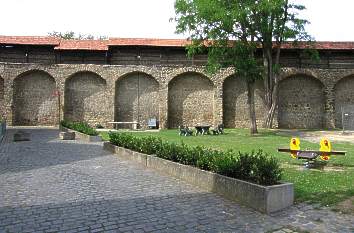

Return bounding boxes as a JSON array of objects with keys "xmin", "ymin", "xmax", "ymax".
[
  {"xmin": 0, "ymin": 36, "xmax": 60, "ymax": 46},
  {"xmin": 0, "ymin": 36, "xmax": 353, "ymax": 50}
]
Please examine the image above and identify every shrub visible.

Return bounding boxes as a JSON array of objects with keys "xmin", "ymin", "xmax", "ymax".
[
  {"xmin": 61, "ymin": 120, "xmax": 98, "ymax": 136},
  {"xmin": 108, "ymin": 132, "xmax": 282, "ymax": 186}
]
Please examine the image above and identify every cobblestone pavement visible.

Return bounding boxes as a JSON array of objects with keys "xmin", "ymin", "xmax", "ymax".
[{"xmin": 0, "ymin": 128, "xmax": 353, "ymax": 233}]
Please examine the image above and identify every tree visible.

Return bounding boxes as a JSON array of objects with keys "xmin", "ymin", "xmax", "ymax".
[
  {"xmin": 252, "ymin": 0, "xmax": 312, "ymax": 128},
  {"xmin": 48, "ymin": 31, "xmax": 108, "ymax": 40},
  {"xmin": 174, "ymin": 0, "xmax": 312, "ymax": 132},
  {"xmin": 174, "ymin": 0, "xmax": 262, "ymax": 134}
]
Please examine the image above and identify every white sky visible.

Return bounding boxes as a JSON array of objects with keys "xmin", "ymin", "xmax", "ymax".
[{"xmin": 0, "ymin": 0, "xmax": 353, "ymax": 41}]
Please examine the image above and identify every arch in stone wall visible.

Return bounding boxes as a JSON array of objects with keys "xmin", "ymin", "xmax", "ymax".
[
  {"xmin": 64, "ymin": 71, "xmax": 107, "ymax": 125},
  {"xmin": 222, "ymin": 76, "xmax": 266, "ymax": 128},
  {"xmin": 13, "ymin": 70, "xmax": 57, "ymax": 126},
  {"xmin": 115, "ymin": 72, "xmax": 159, "ymax": 129},
  {"xmin": 0, "ymin": 76, "xmax": 4, "ymax": 117},
  {"xmin": 168, "ymin": 72, "xmax": 214, "ymax": 128},
  {"xmin": 278, "ymin": 74, "xmax": 325, "ymax": 129},
  {"xmin": 334, "ymin": 74, "xmax": 354, "ymax": 128}
]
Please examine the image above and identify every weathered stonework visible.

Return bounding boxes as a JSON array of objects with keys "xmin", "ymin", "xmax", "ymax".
[
  {"xmin": 64, "ymin": 71, "xmax": 108, "ymax": 126},
  {"xmin": 115, "ymin": 72, "xmax": 159, "ymax": 129},
  {"xmin": 168, "ymin": 72, "xmax": 214, "ymax": 128},
  {"xmin": 0, "ymin": 76, "xmax": 4, "ymax": 118},
  {"xmin": 334, "ymin": 75, "xmax": 354, "ymax": 128},
  {"xmin": 13, "ymin": 70, "xmax": 58, "ymax": 125},
  {"xmin": 278, "ymin": 74, "xmax": 325, "ymax": 129},
  {"xmin": 223, "ymin": 76, "xmax": 266, "ymax": 128},
  {"xmin": 0, "ymin": 60, "xmax": 353, "ymax": 129}
]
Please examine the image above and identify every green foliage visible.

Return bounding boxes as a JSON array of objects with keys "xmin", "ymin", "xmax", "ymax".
[
  {"xmin": 108, "ymin": 132, "xmax": 282, "ymax": 185},
  {"xmin": 101, "ymin": 129, "xmax": 354, "ymax": 205},
  {"xmin": 48, "ymin": 31, "xmax": 108, "ymax": 40},
  {"xmin": 60, "ymin": 120, "xmax": 98, "ymax": 136}
]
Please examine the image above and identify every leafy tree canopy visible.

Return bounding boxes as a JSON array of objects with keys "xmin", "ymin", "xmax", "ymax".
[{"xmin": 48, "ymin": 31, "xmax": 108, "ymax": 40}]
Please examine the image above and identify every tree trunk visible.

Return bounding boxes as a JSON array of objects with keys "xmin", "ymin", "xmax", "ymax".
[
  {"xmin": 264, "ymin": 43, "xmax": 282, "ymax": 128},
  {"xmin": 265, "ymin": 79, "xmax": 278, "ymax": 128},
  {"xmin": 247, "ymin": 80, "xmax": 258, "ymax": 134}
]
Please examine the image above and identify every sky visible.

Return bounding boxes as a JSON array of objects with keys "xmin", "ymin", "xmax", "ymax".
[{"xmin": 0, "ymin": 0, "xmax": 353, "ymax": 41}]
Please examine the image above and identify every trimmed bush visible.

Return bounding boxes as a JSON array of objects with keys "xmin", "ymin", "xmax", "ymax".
[
  {"xmin": 61, "ymin": 120, "xmax": 98, "ymax": 136},
  {"xmin": 108, "ymin": 132, "xmax": 282, "ymax": 186}
]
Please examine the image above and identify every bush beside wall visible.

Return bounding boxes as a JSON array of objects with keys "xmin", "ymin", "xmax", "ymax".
[
  {"xmin": 108, "ymin": 132, "xmax": 282, "ymax": 186},
  {"xmin": 60, "ymin": 120, "xmax": 98, "ymax": 136}
]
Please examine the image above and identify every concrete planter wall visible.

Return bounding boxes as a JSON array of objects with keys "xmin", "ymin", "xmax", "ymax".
[
  {"xmin": 0, "ymin": 121, "xmax": 6, "ymax": 142},
  {"xmin": 60, "ymin": 126, "xmax": 101, "ymax": 142},
  {"xmin": 103, "ymin": 142, "xmax": 294, "ymax": 214}
]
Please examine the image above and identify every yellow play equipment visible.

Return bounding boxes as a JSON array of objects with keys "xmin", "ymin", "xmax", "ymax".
[{"xmin": 278, "ymin": 137, "xmax": 346, "ymax": 167}]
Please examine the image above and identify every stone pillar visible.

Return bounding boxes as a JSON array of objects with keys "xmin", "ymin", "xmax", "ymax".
[
  {"xmin": 3, "ymin": 73, "xmax": 14, "ymax": 125},
  {"xmin": 213, "ymin": 82, "xmax": 223, "ymax": 126},
  {"xmin": 56, "ymin": 77, "xmax": 65, "ymax": 126},
  {"xmin": 324, "ymin": 84, "xmax": 335, "ymax": 129},
  {"xmin": 158, "ymin": 85, "xmax": 169, "ymax": 129},
  {"xmin": 105, "ymin": 78, "xmax": 115, "ymax": 128}
]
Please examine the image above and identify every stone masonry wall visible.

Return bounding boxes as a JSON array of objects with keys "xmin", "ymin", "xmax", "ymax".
[
  {"xmin": 168, "ymin": 73, "xmax": 214, "ymax": 128},
  {"xmin": 0, "ymin": 62, "xmax": 354, "ymax": 129},
  {"xmin": 0, "ymin": 77, "xmax": 4, "ymax": 118},
  {"xmin": 278, "ymin": 75, "xmax": 325, "ymax": 129},
  {"xmin": 115, "ymin": 73, "xmax": 159, "ymax": 129},
  {"xmin": 334, "ymin": 75, "xmax": 354, "ymax": 128},
  {"xmin": 64, "ymin": 71, "xmax": 108, "ymax": 126},
  {"xmin": 13, "ymin": 71, "xmax": 58, "ymax": 125},
  {"xmin": 223, "ymin": 76, "xmax": 266, "ymax": 128}
]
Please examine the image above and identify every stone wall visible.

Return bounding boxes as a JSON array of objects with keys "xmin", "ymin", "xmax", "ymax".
[
  {"xmin": 13, "ymin": 70, "xmax": 57, "ymax": 125},
  {"xmin": 278, "ymin": 75, "xmax": 325, "ymax": 129},
  {"xmin": 334, "ymin": 75, "xmax": 354, "ymax": 128},
  {"xmin": 0, "ymin": 62, "xmax": 354, "ymax": 129},
  {"xmin": 0, "ymin": 77, "xmax": 4, "ymax": 117},
  {"xmin": 115, "ymin": 72, "xmax": 159, "ymax": 129},
  {"xmin": 64, "ymin": 71, "xmax": 108, "ymax": 126},
  {"xmin": 223, "ymin": 76, "xmax": 266, "ymax": 128},
  {"xmin": 168, "ymin": 72, "xmax": 214, "ymax": 128}
]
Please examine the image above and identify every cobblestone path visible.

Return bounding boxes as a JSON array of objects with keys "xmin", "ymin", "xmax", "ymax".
[{"xmin": 0, "ymin": 128, "xmax": 353, "ymax": 233}]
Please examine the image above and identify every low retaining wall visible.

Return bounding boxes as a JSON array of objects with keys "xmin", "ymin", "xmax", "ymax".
[
  {"xmin": 0, "ymin": 121, "xmax": 6, "ymax": 142},
  {"xmin": 60, "ymin": 126, "xmax": 101, "ymax": 142},
  {"xmin": 103, "ymin": 142, "xmax": 294, "ymax": 214}
]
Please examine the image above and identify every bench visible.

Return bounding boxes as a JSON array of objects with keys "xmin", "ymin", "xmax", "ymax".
[
  {"xmin": 195, "ymin": 125, "xmax": 211, "ymax": 135},
  {"xmin": 211, "ymin": 124, "xmax": 224, "ymax": 135},
  {"xmin": 179, "ymin": 126, "xmax": 193, "ymax": 136},
  {"xmin": 108, "ymin": 121, "xmax": 139, "ymax": 130}
]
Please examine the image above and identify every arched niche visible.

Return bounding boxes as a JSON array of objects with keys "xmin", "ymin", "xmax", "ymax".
[
  {"xmin": 115, "ymin": 72, "xmax": 159, "ymax": 128},
  {"xmin": 13, "ymin": 70, "xmax": 57, "ymax": 125},
  {"xmin": 168, "ymin": 72, "xmax": 214, "ymax": 128},
  {"xmin": 334, "ymin": 75, "xmax": 354, "ymax": 128},
  {"xmin": 64, "ymin": 71, "xmax": 107, "ymax": 125},
  {"xmin": 278, "ymin": 74, "xmax": 325, "ymax": 129},
  {"xmin": 223, "ymin": 76, "xmax": 266, "ymax": 128}
]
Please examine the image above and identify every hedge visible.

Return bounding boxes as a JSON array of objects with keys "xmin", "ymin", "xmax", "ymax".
[
  {"xmin": 108, "ymin": 132, "xmax": 282, "ymax": 186},
  {"xmin": 60, "ymin": 120, "xmax": 98, "ymax": 136}
]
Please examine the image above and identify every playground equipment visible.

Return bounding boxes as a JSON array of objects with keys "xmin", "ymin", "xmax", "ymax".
[{"xmin": 278, "ymin": 138, "xmax": 346, "ymax": 168}]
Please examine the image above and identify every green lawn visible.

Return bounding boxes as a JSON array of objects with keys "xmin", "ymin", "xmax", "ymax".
[{"xmin": 100, "ymin": 129, "xmax": 354, "ymax": 206}]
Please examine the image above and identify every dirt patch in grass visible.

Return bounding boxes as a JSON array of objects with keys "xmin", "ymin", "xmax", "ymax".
[
  {"xmin": 333, "ymin": 196, "xmax": 354, "ymax": 214},
  {"xmin": 276, "ymin": 129, "xmax": 354, "ymax": 144}
]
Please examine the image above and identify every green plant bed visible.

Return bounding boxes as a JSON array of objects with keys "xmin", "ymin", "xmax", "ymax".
[
  {"xmin": 108, "ymin": 132, "xmax": 282, "ymax": 186},
  {"xmin": 61, "ymin": 120, "xmax": 98, "ymax": 136},
  {"xmin": 101, "ymin": 129, "xmax": 354, "ymax": 205}
]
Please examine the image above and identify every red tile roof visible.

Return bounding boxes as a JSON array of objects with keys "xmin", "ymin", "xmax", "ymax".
[
  {"xmin": 0, "ymin": 36, "xmax": 60, "ymax": 45},
  {"xmin": 108, "ymin": 38, "xmax": 191, "ymax": 47},
  {"xmin": 281, "ymin": 41, "xmax": 354, "ymax": 50},
  {"xmin": 54, "ymin": 39, "xmax": 109, "ymax": 51},
  {"xmin": 0, "ymin": 36, "xmax": 353, "ymax": 51}
]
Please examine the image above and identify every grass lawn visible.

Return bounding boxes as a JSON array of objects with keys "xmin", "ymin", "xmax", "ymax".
[{"xmin": 100, "ymin": 129, "xmax": 354, "ymax": 206}]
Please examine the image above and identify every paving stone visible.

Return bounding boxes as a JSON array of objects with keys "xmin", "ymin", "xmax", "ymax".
[{"xmin": 0, "ymin": 128, "xmax": 353, "ymax": 233}]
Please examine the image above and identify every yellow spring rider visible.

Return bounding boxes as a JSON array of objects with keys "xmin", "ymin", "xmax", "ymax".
[{"xmin": 279, "ymin": 138, "xmax": 346, "ymax": 167}]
